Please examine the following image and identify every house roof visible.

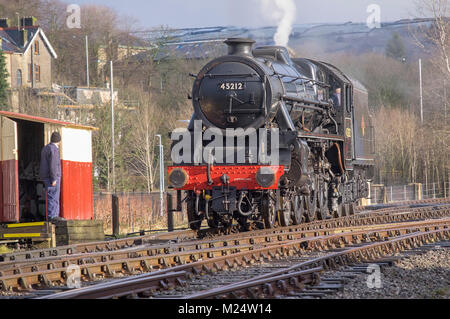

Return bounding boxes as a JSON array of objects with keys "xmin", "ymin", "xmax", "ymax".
[
  {"xmin": 0, "ymin": 26, "xmax": 57, "ymax": 58},
  {"xmin": 0, "ymin": 111, "xmax": 97, "ymax": 131}
]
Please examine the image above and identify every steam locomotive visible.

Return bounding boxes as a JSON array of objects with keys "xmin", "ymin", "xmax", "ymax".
[{"xmin": 168, "ymin": 38, "xmax": 375, "ymax": 230}]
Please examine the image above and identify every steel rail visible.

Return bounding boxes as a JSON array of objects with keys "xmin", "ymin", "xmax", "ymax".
[
  {"xmin": 182, "ymin": 227, "xmax": 450, "ymax": 299},
  {"xmin": 38, "ymin": 271, "xmax": 188, "ymax": 299},
  {"xmin": 2, "ymin": 203, "xmax": 448, "ymax": 272},
  {"xmin": 27, "ymin": 220, "xmax": 449, "ymax": 298},
  {"xmin": 2, "ymin": 201, "xmax": 448, "ymax": 264},
  {"xmin": 1, "ymin": 216, "xmax": 448, "ymax": 279}
]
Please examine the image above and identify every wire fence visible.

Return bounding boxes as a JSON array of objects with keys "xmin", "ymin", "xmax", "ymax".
[
  {"xmin": 92, "ymin": 182, "xmax": 449, "ymax": 234},
  {"xmin": 370, "ymin": 182, "xmax": 449, "ymax": 205},
  {"xmin": 93, "ymin": 191, "xmax": 187, "ymax": 234}
]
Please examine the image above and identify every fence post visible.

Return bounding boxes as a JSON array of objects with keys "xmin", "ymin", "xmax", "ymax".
[
  {"xmin": 413, "ymin": 183, "xmax": 422, "ymax": 200},
  {"xmin": 445, "ymin": 182, "xmax": 447, "ymax": 198},
  {"xmin": 390, "ymin": 186, "xmax": 393, "ymax": 203},
  {"xmin": 167, "ymin": 192, "xmax": 174, "ymax": 232},
  {"xmin": 433, "ymin": 183, "xmax": 436, "ymax": 199},
  {"xmin": 128, "ymin": 193, "xmax": 131, "ymax": 230},
  {"xmin": 112, "ymin": 194, "xmax": 119, "ymax": 237}
]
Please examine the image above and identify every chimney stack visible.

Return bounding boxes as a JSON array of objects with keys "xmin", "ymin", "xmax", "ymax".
[
  {"xmin": 224, "ymin": 38, "xmax": 255, "ymax": 56},
  {"xmin": 0, "ymin": 18, "xmax": 9, "ymax": 28},
  {"xmin": 20, "ymin": 16, "xmax": 37, "ymax": 27},
  {"xmin": 17, "ymin": 29, "xmax": 28, "ymax": 47}
]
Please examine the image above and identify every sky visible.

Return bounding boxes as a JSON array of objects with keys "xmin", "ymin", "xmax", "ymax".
[{"xmin": 70, "ymin": 0, "xmax": 419, "ymax": 30}]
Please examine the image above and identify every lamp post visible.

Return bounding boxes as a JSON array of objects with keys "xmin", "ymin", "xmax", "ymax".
[
  {"xmin": 110, "ymin": 61, "xmax": 115, "ymax": 192},
  {"xmin": 419, "ymin": 59, "xmax": 423, "ymax": 124},
  {"xmin": 86, "ymin": 35, "xmax": 89, "ymax": 88},
  {"xmin": 156, "ymin": 134, "xmax": 164, "ymax": 217}
]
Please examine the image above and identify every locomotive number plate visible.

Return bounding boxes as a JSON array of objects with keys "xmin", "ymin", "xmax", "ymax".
[{"xmin": 218, "ymin": 82, "xmax": 245, "ymax": 90}]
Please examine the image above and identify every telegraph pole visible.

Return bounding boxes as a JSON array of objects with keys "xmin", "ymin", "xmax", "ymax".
[
  {"xmin": 156, "ymin": 134, "xmax": 164, "ymax": 217},
  {"xmin": 110, "ymin": 61, "xmax": 115, "ymax": 191},
  {"xmin": 419, "ymin": 59, "xmax": 424, "ymax": 124},
  {"xmin": 86, "ymin": 35, "xmax": 90, "ymax": 88}
]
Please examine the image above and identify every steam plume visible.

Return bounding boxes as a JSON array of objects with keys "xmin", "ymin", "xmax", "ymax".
[{"xmin": 261, "ymin": 0, "xmax": 297, "ymax": 47}]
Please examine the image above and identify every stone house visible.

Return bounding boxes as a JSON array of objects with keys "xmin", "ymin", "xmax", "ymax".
[{"xmin": 0, "ymin": 17, "xmax": 57, "ymax": 89}]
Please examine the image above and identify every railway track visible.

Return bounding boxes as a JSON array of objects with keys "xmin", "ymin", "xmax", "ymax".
[
  {"xmin": 31, "ymin": 217, "xmax": 449, "ymax": 299},
  {"xmin": 0, "ymin": 204, "xmax": 448, "ymax": 283},
  {"xmin": 0, "ymin": 199, "xmax": 447, "ymax": 297},
  {"xmin": 176, "ymin": 231, "xmax": 450, "ymax": 299},
  {"xmin": 2, "ymin": 198, "xmax": 449, "ymax": 264}
]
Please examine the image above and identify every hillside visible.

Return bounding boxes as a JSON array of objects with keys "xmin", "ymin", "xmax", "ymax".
[{"xmin": 142, "ymin": 19, "xmax": 434, "ymax": 61}]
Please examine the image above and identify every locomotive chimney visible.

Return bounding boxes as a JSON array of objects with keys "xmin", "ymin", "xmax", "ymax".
[{"xmin": 224, "ymin": 38, "xmax": 255, "ymax": 56}]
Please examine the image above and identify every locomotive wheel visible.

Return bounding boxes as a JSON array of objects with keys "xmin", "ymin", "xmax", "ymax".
[
  {"xmin": 187, "ymin": 198, "xmax": 202, "ymax": 230},
  {"xmin": 292, "ymin": 195, "xmax": 305, "ymax": 225},
  {"xmin": 279, "ymin": 198, "xmax": 292, "ymax": 227},
  {"xmin": 348, "ymin": 202, "xmax": 356, "ymax": 215},
  {"xmin": 305, "ymin": 178, "xmax": 317, "ymax": 222},
  {"xmin": 306, "ymin": 191, "xmax": 317, "ymax": 222},
  {"xmin": 342, "ymin": 203, "xmax": 351, "ymax": 217},
  {"xmin": 317, "ymin": 181, "xmax": 332, "ymax": 220},
  {"xmin": 262, "ymin": 192, "xmax": 277, "ymax": 229},
  {"xmin": 334, "ymin": 201, "xmax": 343, "ymax": 218}
]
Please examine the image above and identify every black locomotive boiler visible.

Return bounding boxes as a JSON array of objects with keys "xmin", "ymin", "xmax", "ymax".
[{"xmin": 168, "ymin": 38, "xmax": 375, "ymax": 230}]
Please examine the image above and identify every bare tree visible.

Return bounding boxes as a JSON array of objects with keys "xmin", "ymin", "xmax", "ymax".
[
  {"xmin": 415, "ymin": 0, "xmax": 450, "ymax": 77},
  {"xmin": 127, "ymin": 92, "xmax": 160, "ymax": 192}
]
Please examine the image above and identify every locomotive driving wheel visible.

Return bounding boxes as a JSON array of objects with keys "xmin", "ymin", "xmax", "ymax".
[
  {"xmin": 317, "ymin": 180, "xmax": 332, "ymax": 220},
  {"xmin": 306, "ymin": 178, "xmax": 317, "ymax": 222},
  {"xmin": 279, "ymin": 197, "xmax": 292, "ymax": 227},
  {"xmin": 292, "ymin": 195, "xmax": 306, "ymax": 225},
  {"xmin": 262, "ymin": 191, "xmax": 277, "ymax": 229},
  {"xmin": 334, "ymin": 200, "xmax": 343, "ymax": 218}
]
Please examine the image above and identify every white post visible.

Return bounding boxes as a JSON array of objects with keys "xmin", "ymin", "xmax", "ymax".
[
  {"xmin": 110, "ymin": 61, "xmax": 115, "ymax": 192},
  {"xmin": 419, "ymin": 59, "xmax": 424, "ymax": 124},
  {"xmin": 86, "ymin": 35, "xmax": 90, "ymax": 88},
  {"xmin": 156, "ymin": 134, "xmax": 164, "ymax": 217}
]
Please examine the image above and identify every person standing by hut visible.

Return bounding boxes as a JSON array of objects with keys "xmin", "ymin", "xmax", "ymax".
[{"xmin": 40, "ymin": 132, "xmax": 65, "ymax": 222}]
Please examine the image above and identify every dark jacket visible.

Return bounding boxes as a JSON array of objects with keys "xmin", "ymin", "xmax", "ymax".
[
  {"xmin": 331, "ymin": 93, "xmax": 341, "ymax": 108},
  {"xmin": 40, "ymin": 143, "xmax": 61, "ymax": 182}
]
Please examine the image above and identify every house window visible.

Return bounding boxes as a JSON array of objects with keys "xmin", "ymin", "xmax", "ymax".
[
  {"xmin": 34, "ymin": 40, "xmax": 39, "ymax": 55},
  {"xmin": 28, "ymin": 64, "xmax": 32, "ymax": 82},
  {"xmin": 16, "ymin": 69, "xmax": 22, "ymax": 87},
  {"xmin": 35, "ymin": 64, "xmax": 40, "ymax": 82}
]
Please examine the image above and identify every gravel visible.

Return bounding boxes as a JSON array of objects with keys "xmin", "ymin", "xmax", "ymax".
[{"xmin": 326, "ymin": 246, "xmax": 450, "ymax": 299}]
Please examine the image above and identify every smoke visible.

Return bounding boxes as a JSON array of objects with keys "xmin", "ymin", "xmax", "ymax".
[{"xmin": 260, "ymin": 0, "xmax": 297, "ymax": 47}]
